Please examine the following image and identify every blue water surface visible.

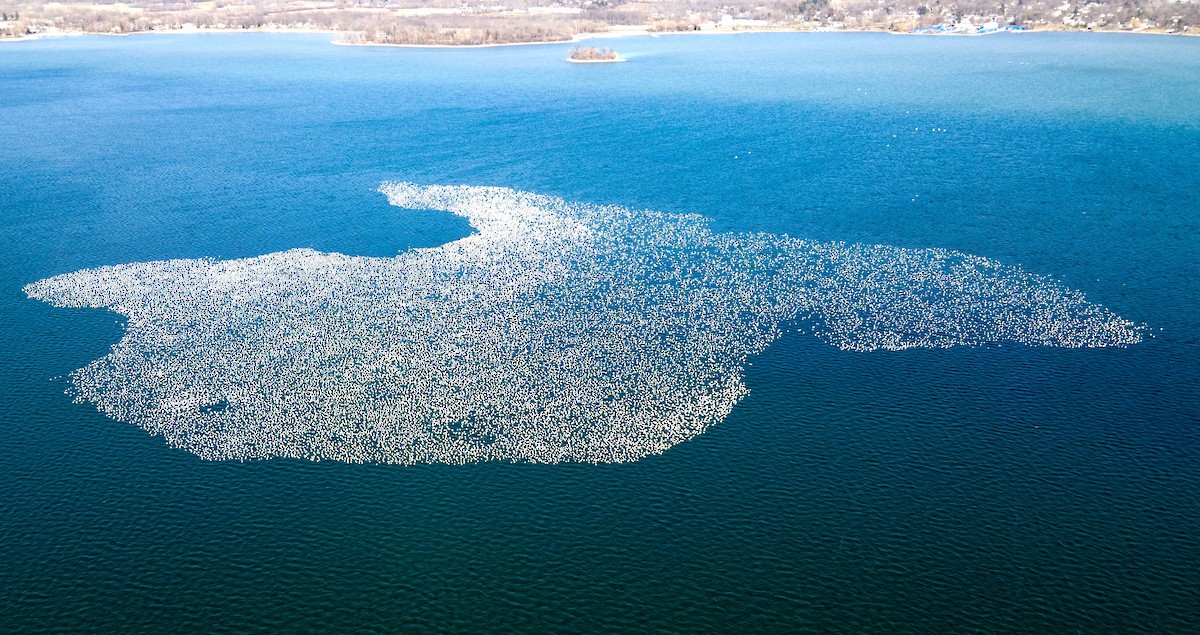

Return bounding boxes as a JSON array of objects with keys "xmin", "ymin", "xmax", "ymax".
[{"xmin": 1, "ymin": 31, "xmax": 1198, "ymax": 632}]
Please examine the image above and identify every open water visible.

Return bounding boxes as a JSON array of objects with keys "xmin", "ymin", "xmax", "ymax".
[{"xmin": 1, "ymin": 31, "xmax": 1198, "ymax": 632}]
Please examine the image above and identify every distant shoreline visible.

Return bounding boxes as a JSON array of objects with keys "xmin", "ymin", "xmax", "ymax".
[
  {"xmin": 3, "ymin": 24, "xmax": 1196, "ymax": 46},
  {"xmin": 0, "ymin": 26, "xmax": 343, "ymax": 43},
  {"xmin": 330, "ymin": 25, "xmax": 654, "ymax": 49}
]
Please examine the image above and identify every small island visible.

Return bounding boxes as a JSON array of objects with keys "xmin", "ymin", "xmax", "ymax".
[{"xmin": 567, "ymin": 46, "xmax": 625, "ymax": 64}]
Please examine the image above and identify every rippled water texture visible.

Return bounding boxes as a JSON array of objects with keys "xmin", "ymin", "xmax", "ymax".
[{"xmin": 2, "ymin": 32, "xmax": 1198, "ymax": 631}]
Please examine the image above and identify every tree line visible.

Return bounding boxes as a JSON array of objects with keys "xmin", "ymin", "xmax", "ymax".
[{"xmin": 1, "ymin": 0, "xmax": 1194, "ymax": 41}]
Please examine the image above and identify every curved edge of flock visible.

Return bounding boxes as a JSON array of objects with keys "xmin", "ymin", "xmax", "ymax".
[{"xmin": 23, "ymin": 183, "xmax": 1144, "ymax": 465}]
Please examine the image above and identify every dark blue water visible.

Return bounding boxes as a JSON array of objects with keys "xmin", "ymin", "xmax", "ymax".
[{"xmin": 2, "ymin": 32, "xmax": 1198, "ymax": 631}]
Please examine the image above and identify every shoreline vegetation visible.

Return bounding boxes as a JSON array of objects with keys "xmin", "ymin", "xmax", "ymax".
[{"xmin": 1, "ymin": 0, "xmax": 1196, "ymax": 46}]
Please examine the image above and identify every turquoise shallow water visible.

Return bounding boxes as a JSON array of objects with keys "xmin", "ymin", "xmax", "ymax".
[{"xmin": 1, "ymin": 32, "xmax": 1198, "ymax": 631}]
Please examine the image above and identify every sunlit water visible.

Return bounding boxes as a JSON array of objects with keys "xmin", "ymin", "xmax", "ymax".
[{"xmin": 1, "ymin": 31, "xmax": 1197, "ymax": 631}]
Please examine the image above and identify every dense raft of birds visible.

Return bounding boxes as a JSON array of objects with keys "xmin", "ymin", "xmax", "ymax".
[{"xmin": 24, "ymin": 184, "xmax": 1143, "ymax": 464}]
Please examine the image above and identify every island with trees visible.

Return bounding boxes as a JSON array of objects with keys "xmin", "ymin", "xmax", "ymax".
[{"xmin": 568, "ymin": 45, "xmax": 623, "ymax": 63}]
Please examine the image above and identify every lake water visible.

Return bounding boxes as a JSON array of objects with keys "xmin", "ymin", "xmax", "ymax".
[{"xmin": 1, "ymin": 31, "xmax": 1197, "ymax": 631}]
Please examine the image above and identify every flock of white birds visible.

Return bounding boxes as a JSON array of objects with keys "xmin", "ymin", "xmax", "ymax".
[{"xmin": 24, "ymin": 183, "xmax": 1143, "ymax": 464}]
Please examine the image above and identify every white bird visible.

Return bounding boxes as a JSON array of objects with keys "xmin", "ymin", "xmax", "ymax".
[{"xmin": 25, "ymin": 183, "xmax": 1143, "ymax": 465}]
